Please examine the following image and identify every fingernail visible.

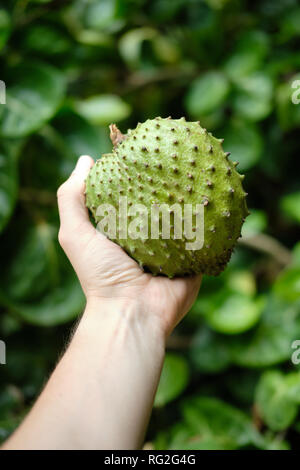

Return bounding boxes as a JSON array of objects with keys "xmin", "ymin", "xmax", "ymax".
[{"xmin": 74, "ymin": 155, "xmax": 92, "ymax": 172}]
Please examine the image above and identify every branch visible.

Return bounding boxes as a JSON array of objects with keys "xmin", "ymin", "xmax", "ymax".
[
  {"xmin": 123, "ymin": 66, "xmax": 198, "ymax": 93},
  {"xmin": 238, "ymin": 233, "xmax": 292, "ymax": 267}
]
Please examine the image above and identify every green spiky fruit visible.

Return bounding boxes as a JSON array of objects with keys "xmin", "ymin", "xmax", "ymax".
[{"xmin": 85, "ymin": 117, "xmax": 248, "ymax": 278}]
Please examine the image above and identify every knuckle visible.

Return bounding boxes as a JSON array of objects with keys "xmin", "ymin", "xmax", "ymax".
[
  {"xmin": 57, "ymin": 177, "xmax": 83, "ymax": 201},
  {"xmin": 58, "ymin": 228, "xmax": 69, "ymax": 248},
  {"xmin": 57, "ymin": 182, "xmax": 68, "ymax": 200}
]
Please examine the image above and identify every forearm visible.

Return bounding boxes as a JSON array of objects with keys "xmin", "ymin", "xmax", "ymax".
[{"xmin": 3, "ymin": 298, "xmax": 165, "ymax": 450}]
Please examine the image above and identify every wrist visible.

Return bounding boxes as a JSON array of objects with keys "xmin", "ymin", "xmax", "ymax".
[{"xmin": 76, "ymin": 296, "xmax": 166, "ymax": 350}]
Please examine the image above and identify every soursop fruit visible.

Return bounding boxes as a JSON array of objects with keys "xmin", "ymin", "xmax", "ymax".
[{"xmin": 85, "ymin": 117, "xmax": 248, "ymax": 278}]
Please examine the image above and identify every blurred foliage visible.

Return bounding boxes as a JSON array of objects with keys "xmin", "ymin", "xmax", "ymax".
[{"xmin": 0, "ymin": 0, "xmax": 300, "ymax": 450}]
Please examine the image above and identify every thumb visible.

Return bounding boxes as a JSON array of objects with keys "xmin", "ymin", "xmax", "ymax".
[{"xmin": 57, "ymin": 155, "xmax": 95, "ymax": 238}]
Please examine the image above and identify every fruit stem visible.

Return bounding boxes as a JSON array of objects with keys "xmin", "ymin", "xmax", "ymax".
[{"xmin": 109, "ymin": 124, "xmax": 126, "ymax": 147}]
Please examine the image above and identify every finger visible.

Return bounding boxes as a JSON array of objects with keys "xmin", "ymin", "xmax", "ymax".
[{"xmin": 57, "ymin": 155, "xmax": 94, "ymax": 235}]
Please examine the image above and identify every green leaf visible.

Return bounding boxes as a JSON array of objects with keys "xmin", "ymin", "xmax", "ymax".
[
  {"xmin": 276, "ymin": 74, "xmax": 300, "ymax": 131},
  {"xmin": 195, "ymin": 108, "xmax": 225, "ymax": 130},
  {"xmin": 24, "ymin": 24, "xmax": 71, "ymax": 55},
  {"xmin": 0, "ymin": 221, "xmax": 60, "ymax": 302},
  {"xmin": 0, "ymin": 312, "xmax": 22, "ymax": 336},
  {"xmin": 84, "ymin": 0, "xmax": 124, "ymax": 33},
  {"xmin": 229, "ymin": 295, "xmax": 300, "ymax": 368},
  {"xmin": 222, "ymin": 120, "xmax": 263, "ymax": 171},
  {"xmin": 205, "ymin": 0, "xmax": 232, "ymax": 9},
  {"xmin": 0, "ymin": 141, "xmax": 19, "ymax": 233},
  {"xmin": 263, "ymin": 438, "xmax": 290, "ymax": 451},
  {"xmin": 185, "ymin": 71, "xmax": 230, "ymax": 117},
  {"xmin": 4, "ymin": 338, "xmax": 56, "ymax": 395},
  {"xmin": 75, "ymin": 94, "xmax": 131, "ymax": 125},
  {"xmin": 0, "ymin": 9, "xmax": 10, "ymax": 50},
  {"xmin": 225, "ymin": 370, "xmax": 259, "ymax": 405},
  {"xmin": 226, "ymin": 270, "xmax": 256, "ymax": 296},
  {"xmin": 205, "ymin": 291, "xmax": 264, "ymax": 335},
  {"xmin": 0, "ymin": 219, "xmax": 85, "ymax": 325},
  {"xmin": 0, "ymin": 62, "xmax": 65, "ymax": 138},
  {"xmin": 154, "ymin": 353, "xmax": 189, "ymax": 407},
  {"xmin": 170, "ymin": 433, "xmax": 236, "ymax": 450},
  {"xmin": 241, "ymin": 209, "xmax": 267, "ymax": 237},
  {"xmin": 285, "ymin": 372, "xmax": 300, "ymax": 404},
  {"xmin": 279, "ymin": 7, "xmax": 300, "ymax": 42},
  {"xmin": 280, "ymin": 191, "xmax": 300, "ymax": 225},
  {"xmin": 224, "ymin": 30, "xmax": 269, "ymax": 81},
  {"xmin": 21, "ymin": 132, "xmax": 68, "ymax": 192},
  {"xmin": 292, "ymin": 242, "xmax": 300, "ymax": 267},
  {"xmin": 273, "ymin": 267, "xmax": 300, "ymax": 302},
  {"xmin": 255, "ymin": 371, "xmax": 298, "ymax": 431},
  {"xmin": 22, "ymin": 109, "xmax": 107, "ymax": 192},
  {"xmin": 52, "ymin": 108, "xmax": 109, "ymax": 159},
  {"xmin": 8, "ymin": 271, "xmax": 85, "ymax": 326},
  {"xmin": 179, "ymin": 396, "xmax": 262, "ymax": 449},
  {"xmin": 233, "ymin": 72, "xmax": 273, "ymax": 122},
  {"xmin": 119, "ymin": 27, "xmax": 157, "ymax": 67},
  {"xmin": 189, "ymin": 326, "xmax": 231, "ymax": 373},
  {"xmin": 152, "ymin": 35, "xmax": 180, "ymax": 64},
  {"xmin": 0, "ymin": 385, "xmax": 22, "ymax": 418}
]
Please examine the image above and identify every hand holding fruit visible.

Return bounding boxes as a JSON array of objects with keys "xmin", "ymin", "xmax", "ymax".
[{"xmin": 57, "ymin": 154, "xmax": 201, "ymax": 338}]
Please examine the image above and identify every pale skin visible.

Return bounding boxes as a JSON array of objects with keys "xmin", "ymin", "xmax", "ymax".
[{"xmin": 1, "ymin": 155, "xmax": 201, "ymax": 450}]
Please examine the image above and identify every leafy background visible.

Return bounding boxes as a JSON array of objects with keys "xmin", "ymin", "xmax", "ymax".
[{"xmin": 0, "ymin": 0, "xmax": 300, "ymax": 450}]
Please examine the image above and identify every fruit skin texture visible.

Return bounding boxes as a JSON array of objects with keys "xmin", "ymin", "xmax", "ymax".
[{"xmin": 85, "ymin": 117, "xmax": 249, "ymax": 278}]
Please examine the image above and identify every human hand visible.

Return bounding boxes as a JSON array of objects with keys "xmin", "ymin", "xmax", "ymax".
[{"xmin": 57, "ymin": 155, "xmax": 201, "ymax": 337}]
